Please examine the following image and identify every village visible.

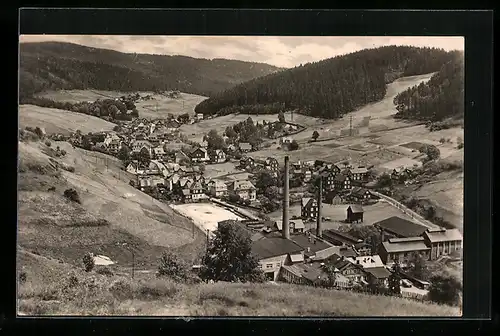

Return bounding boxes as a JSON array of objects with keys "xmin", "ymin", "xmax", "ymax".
[{"xmin": 44, "ymin": 107, "xmax": 464, "ymax": 302}]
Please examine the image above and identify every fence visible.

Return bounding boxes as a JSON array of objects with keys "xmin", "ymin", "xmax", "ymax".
[{"xmin": 371, "ymin": 191, "xmax": 438, "ymax": 229}]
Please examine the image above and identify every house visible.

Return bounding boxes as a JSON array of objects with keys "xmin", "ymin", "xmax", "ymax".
[
  {"xmin": 108, "ymin": 139, "xmax": 121, "ymax": 153},
  {"xmin": 322, "ymin": 229, "xmax": 363, "ymax": 247},
  {"xmin": 391, "ymin": 169, "xmax": 400, "ymax": 180},
  {"xmin": 251, "ymin": 236, "xmax": 305, "ymax": 281},
  {"xmin": 152, "ymin": 146, "xmax": 166, "ymax": 159},
  {"xmin": 190, "ymin": 181, "xmax": 206, "ymax": 201},
  {"xmin": 280, "ymin": 136, "xmax": 293, "ymax": 145},
  {"xmin": 351, "ymin": 167, "xmax": 369, "ymax": 181},
  {"xmin": 126, "ymin": 161, "xmax": 145, "ymax": 175},
  {"xmin": 374, "ymin": 216, "xmax": 428, "ymax": 239},
  {"xmin": 200, "ymin": 140, "xmax": 209, "ymax": 148},
  {"xmin": 265, "ymin": 157, "xmax": 279, "ymax": 173},
  {"xmin": 189, "ymin": 147, "xmax": 210, "ymax": 163},
  {"xmin": 347, "ymin": 187, "xmax": 374, "ymax": 203},
  {"xmin": 324, "ymin": 190, "xmax": 344, "ymax": 205},
  {"xmin": 103, "ymin": 132, "xmax": 121, "ymax": 146},
  {"xmin": 239, "ymin": 157, "xmax": 255, "ymax": 170},
  {"xmin": 301, "ymin": 197, "xmax": 319, "ymax": 220},
  {"xmin": 165, "ymin": 173, "xmax": 181, "ymax": 191},
  {"xmin": 275, "ymin": 219, "xmax": 306, "ymax": 235},
  {"xmin": 149, "ymin": 160, "xmax": 170, "ymax": 177},
  {"xmin": 175, "ymin": 151, "xmax": 191, "ymax": 164},
  {"xmin": 209, "ymin": 149, "xmax": 227, "ymax": 164},
  {"xmin": 323, "ymin": 254, "xmax": 366, "ymax": 284},
  {"xmin": 379, "ymin": 237, "xmax": 431, "ymax": 266},
  {"xmin": 353, "ymin": 242, "xmax": 372, "ymax": 256},
  {"xmin": 181, "ymin": 189, "xmax": 192, "ymax": 203},
  {"xmin": 228, "ymin": 180, "xmax": 257, "ymax": 201},
  {"xmin": 239, "ymin": 142, "xmax": 252, "ymax": 153},
  {"xmin": 303, "ymin": 168, "xmax": 313, "ymax": 182},
  {"xmin": 320, "ymin": 171, "xmax": 337, "ymax": 191},
  {"xmin": 208, "ymin": 180, "xmax": 229, "ymax": 198},
  {"xmin": 196, "ymin": 113, "xmax": 204, "ymax": 120},
  {"xmin": 422, "ymin": 228, "xmax": 463, "ymax": 260},
  {"xmin": 333, "ymin": 173, "xmax": 352, "ymax": 190},
  {"xmin": 137, "ymin": 174, "xmax": 164, "ymax": 189},
  {"xmin": 290, "ymin": 233, "xmax": 333, "ymax": 259},
  {"xmin": 338, "ymin": 246, "xmax": 359, "ymax": 258},
  {"xmin": 346, "ymin": 255, "xmax": 385, "ymax": 269},
  {"xmin": 130, "ymin": 139, "xmax": 152, "ymax": 154},
  {"xmin": 363, "ymin": 266, "xmax": 392, "ymax": 288},
  {"xmin": 346, "ymin": 205, "xmax": 364, "ymax": 223}
]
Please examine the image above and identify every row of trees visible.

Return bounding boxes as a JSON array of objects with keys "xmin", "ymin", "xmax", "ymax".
[
  {"xmin": 19, "ymin": 42, "xmax": 280, "ymax": 99},
  {"xmin": 394, "ymin": 51, "xmax": 464, "ymax": 122},
  {"xmin": 195, "ymin": 46, "xmax": 457, "ymax": 119}
]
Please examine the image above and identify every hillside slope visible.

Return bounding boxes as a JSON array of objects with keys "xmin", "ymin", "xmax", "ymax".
[
  {"xmin": 19, "ymin": 104, "xmax": 117, "ymax": 135},
  {"xmin": 18, "ymin": 139, "xmax": 205, "ymax": 269},
  {"xmin": 194, "ymin": 45, "xmax": 458, "ymax": 119},
  {"xmin": 17, "ymin": 251, "xmax": 461, "ymax": 316},
  {"xmin": 394, "ymin": 50, "xmax": 464, "ymax": 122},
  {"xmin": 19, "ymin": 42, "xmax": 283, "ymax": 99}
]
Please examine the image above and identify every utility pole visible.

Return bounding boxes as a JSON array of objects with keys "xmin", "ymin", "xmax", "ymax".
[
  {"xmin": 192, "ymin": 220, "xmax": 195, "ymax": 238},
  {"xmin": 206, "ymin": 229, "xmax": 210, "ymax": 253},
  {"xmin": 349, "ymin": 115, "xmax": 353, "ymax": 137}
]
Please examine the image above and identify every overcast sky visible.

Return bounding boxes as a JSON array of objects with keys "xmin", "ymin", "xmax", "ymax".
[{"xmin": 19, "ymin": 35, "xmax": 464, "ymax": 68}]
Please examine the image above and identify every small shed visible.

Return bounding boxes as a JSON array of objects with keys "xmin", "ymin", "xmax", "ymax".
[{"xmin": 346, "ymin": 205, "xmax": 364, "ymax": 223}]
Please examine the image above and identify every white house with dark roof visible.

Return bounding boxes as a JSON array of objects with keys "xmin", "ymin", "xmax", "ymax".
[
  {"xmin": 208, "ymin": 180, "xmax": 228, "ymax": 198},
  {"xmin": 228, "ymin": 180, "xmax": 257, "ymax": 200},
  {"xmin": 379, "ymin": 237, "xmax": 431, "ymax": 267}
]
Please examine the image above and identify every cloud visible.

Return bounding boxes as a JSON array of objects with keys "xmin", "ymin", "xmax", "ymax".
[{"xmin": 19, "ymin": 35, "xmax": 464, "ymax": 68}]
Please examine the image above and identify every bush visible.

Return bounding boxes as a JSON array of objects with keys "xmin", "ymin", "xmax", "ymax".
[
  {"xmin": 136, "ymin": 279, "xmax": 179, "ymax": 300},
  {"xmin": 63, "ymin": 188, "xmax": 81, "ymax": 204},
  {"xmin": 82, "ymin": 253, "xmax": 95, "ymax": 272},
  {"xmin": 45, "ymin": 140, "xmax": 51, "ymax": 147},
  {"xmin": 19, "ymin": 271, "xmax": 27, "ymax": 284},
  {"xmin": 427, "ymin": 274, "xmax": 462, "ymax": 306},
  {"xmin": 109, "ymin": 278, "xmax": 134, "ymax": 300},
  {"xmin": 66, "ymin": 273, "xmax": 79, "ymax": 288},
  {"xmin": 47, "ymin": 186, "xmax": 56, "ymax": 192},
  {"xmin": 96, "ymin": 266, "xmax": 114, "ymax": 277},
  {"xmin": 157, "ymin": 250, "xmax": 190, "ymax": 282}
]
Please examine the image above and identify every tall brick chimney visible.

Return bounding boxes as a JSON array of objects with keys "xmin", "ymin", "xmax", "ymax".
[
  {"xmin": 282, "ymin": 156, "xmax": 290, "ymax": 239},
  {"xmin": 316, "ymin": 178, "xmax": 323, "ymax": 237}
]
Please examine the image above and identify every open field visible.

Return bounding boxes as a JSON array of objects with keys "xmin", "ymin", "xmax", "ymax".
[
  {"xmin": 18, "ymin": 139, "xmax": 203, "ymax": 270},
  {"xmin": 19, "ymin": 104, "xmax": 117, "ymax": 135},
  {"xmin": 204, "ymin": 162, "xmax": 242, "ymax": 179},
  {"xmin": 35, "ymin": 89, "xmax": 208, "ymax": 120},
  {"xmin": 17, "ymin": 252, "xmax": 460, "ymax": 316},
  {"xmin": 380, "ymin": 157, "xmax": 423, "ymax": 171},
  {"xmin": 170, "ymin": 203, "xmax": 244, "ymax": 234},
  {"xmin": 267, "ymin": 200, "xmax": 417, "ymax": 227}
]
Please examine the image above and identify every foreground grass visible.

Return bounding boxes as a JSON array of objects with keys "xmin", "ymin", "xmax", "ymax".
[{"xmin": 18, "ymin": 268, "xmax": 461, "ymax": 317}]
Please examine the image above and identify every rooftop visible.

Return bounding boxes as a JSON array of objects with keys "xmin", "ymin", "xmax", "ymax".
[
  {"xmin": 322, "ymin": 229, "xmax": 362, "ymax": 245},
  {"xmin": 347, "ymin": 204, "xmax": 364, "ymax": 214},
  {"xmin": 382, "ymin": 239, "xmax": 430, "ymax": 253},
  {"xmin": 275, "ymin": 219, "xmax": 305, "ymax": 231},
  {"xmin": 424, "ymin": 228, "xmax": 463, "ymax": 243},
  {"xmin": 364, "ymin": 266, "xmax": 392, "ymax": 279},
  {"xmin": 374, "ymin": 216, "xmax": 428, "ymax": 238},
  {"xmin": 290, "ymin": 234, "xmax": 333, "ymax": 256},
  {"xmin": 251, "ymin": 236, "xmax": 304, "ymax": 260},
  {"xmin": 346, "ymin": 255, "xmax": 385, "ymax": 269}
]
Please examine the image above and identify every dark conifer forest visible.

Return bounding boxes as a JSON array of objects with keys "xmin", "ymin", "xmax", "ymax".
[
  {"xmin": 393, "ymin": 50, "xmax": 464, "ymax": 122},
  {"xmin": 194, "ymin": 46, "xmax": 459, "ymax": 119},
  {"xmin": 19, "ymin": 42, "xmax": 283, "ymax": 100}
]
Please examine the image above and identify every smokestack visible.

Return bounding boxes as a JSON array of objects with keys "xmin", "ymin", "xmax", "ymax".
[
  {"xmin": 316, "ymin": 178, "xmax": 323, "ymax": 237},
  {"xmin": 282, "ymin": 156, "xmax": 290, "ymax": 239}
]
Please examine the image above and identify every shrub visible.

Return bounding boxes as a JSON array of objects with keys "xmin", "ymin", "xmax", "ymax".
[
  {"xmin": 109, "ymin": 278, "xmax": 134, "ymax": 300},
  {"xmin": 96, "ymin": 266, "xmax": 114, "ymax": 277},
  {"xmin": 82, "ymin": 253, "xmax": 95, "ymax": 272},
  {"xmin": 157, "ymin": 250, "xmax": 190, "ymax": 282},
  {"xmin": 66, "ymin": 273, "xmax": 79, "ymax": 288},
  {"xmin": 45, "ymin": 140, "xmax": 52, "ymax": 147},
  {"xmin": 19, "ymin": 271, "xmax": 27, "ymax": 284},
  {"xmin": 439, "ymin": 138, "xmax": 446, "ymax": 144},
  {"xmin": 136, "ymin": 279, "xmax": 179, "ymax": 300},
  {"xmin": 63, "ymin": 188, "xmax": 81, "ymax": 204},
  {"xmin": 47, "ymin": 186, "xmax": 56, "ymax": 192},
  {"xmin": 427, "ymin": 274, "xmax": 462, "ymax": 306}
]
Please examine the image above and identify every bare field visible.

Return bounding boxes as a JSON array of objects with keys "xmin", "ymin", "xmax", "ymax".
[
  {"xmin": 135, "ymin": 92, "xmax": 207, "ymax": 119},
  {"xmin": 380, "ymin": 157, "xmax": 423, "ymax": 171},
  {"xmin": 35, "ymin": 89, "xmax": 126, "ymax": 103},
  {"xmin": 170, "ymin": 203, "xmax": 244, "ymax": 233},
  {"xmin": 204, "ymin": 162, "xmax": 242, "ymax": 179},
  {"xmin": 19, "ymin": 104, "xmax": 117, "ymax": 135},
  {"xmin": 268, "ymin": 201, "xmax": 416, "ymax": 226}
]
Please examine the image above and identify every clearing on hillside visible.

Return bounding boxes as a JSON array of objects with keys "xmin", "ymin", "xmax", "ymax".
[{"xmin": 19, "ymin": 104, "xmax": 117, "ymax": 135}]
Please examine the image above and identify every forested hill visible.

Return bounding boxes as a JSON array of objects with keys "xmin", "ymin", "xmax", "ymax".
[
  {"xmin": 19, "ymin": 42, "xmax": 283, "ymax": 100},
  {"xmin": 194, "ymin": 46, "xmax": 458, "ymax": 119},
  {"xmin": 393, "ymin": 50, "xmax": 464, "ymax": 122}
]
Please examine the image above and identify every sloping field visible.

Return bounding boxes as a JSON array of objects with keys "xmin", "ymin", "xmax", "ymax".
[
  {"xmin": 170, "ymin": 203, "xmax": 244, "ymax": 234},
  {"xmin": 18, "ymin": 140, "xmax": 200, "ymax": 263},
  {"xmin": 19, "ymin": 104, "xmax": 116, "ymax": 134},
  {"xmin": 35, "ymin": 89, "xmax": 126, "ymax": 103}
]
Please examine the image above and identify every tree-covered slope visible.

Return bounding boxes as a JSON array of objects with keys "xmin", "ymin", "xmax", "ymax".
[
  {"xmin": 19, "ymin": 42, "xmax": 283, "ymax": 100},
  {"xmin": 194, "ymin": 46, "xmax": 458, "ymax": 119},
  {"xmin": 393, "ymin": 51, "xmax": 464, "ymax": 122}
]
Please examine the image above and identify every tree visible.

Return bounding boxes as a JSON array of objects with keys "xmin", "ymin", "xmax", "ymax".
[
  {"xmin": 178, "ymin": 113, "xmax": 190, "ymax": 123},
  {"xmin": 420, "ymin": 144, "xmax": 441, "ymax": 162},
  {"xmin": 118, "ymin": 144, "xmax": 131, "ymax": 163},
  {"xmin": 289, "ymin": 140, "xmax": 299, "ymax": 151},
  {"xmin": 109, "ymin": 104, "xmax": 120, "ymax": 119},
  {"xmin": 225, "ymin": 126, "xmax": 237, "ymax": 140},
  {"xmin": 204, "ymin": 129, "xmax": 225, "ymax": 150},
  {"xmin": 406, "ymin": 252, "xmax": 429, "ymax": 281},
  {"xmin": 387, "ymin": 262, "xmax": 402, "ymax": 295},
  {"xmin": 255, "ymin": 171, "xmax": 277, "ymax": 192},
  {"xmin": 427, "ymin": 274, "xmax": 462, "ymax": 306},
  {"xmin": 157, "ymin": 250, "xmax": 190, "ymax": 282},
  {"xmin": 81, "ymin": 136, "xmax": 92, "ymax": 150},
  {"xmin": 138, "ymin": 147, "xmax": 150, "ymax": 165},
  {"xmin": 200, "ymin": 220, "xmax": 263, "ymax": 282},
  {"xmin": 312, "ymin": 130, "xmax": 320, "ymax": 141},
  {"xmin": 64, "ymin": 188, "xmax": 81, "ymax": 204},
  {"xmin": 131, "ymin": 108, "xmax": 139, "ymax": 118},
  {"xmin": 82, "ymin": 253, "xmax": 95, "ymax": 272},
  {"xmin": 34, "ymin": 127, "xmax": 44, "ymax": 139},
  {"xmin": 278, "ymin": 111, "xmax": 285, "ymax": 123},
  {"xmin": 376, "ymin": 173, "xmax": 393, "ymax": 188}
]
